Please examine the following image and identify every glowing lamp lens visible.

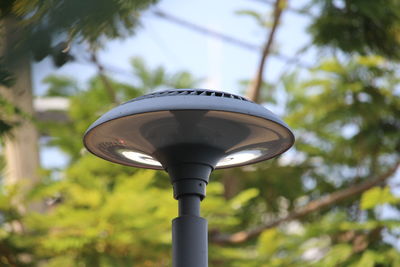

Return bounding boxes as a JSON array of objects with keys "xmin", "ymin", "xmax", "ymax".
[
  {"xmin": 120, "ymin": 150, "xmax": 162, "ymax": 167},
  {"xmin": 119, "ymin": 148, "xmax": 266, "ymax": 168},
  {"xmin": 216, "ymin": 149, "xmax": 263, "ymax": 167}
]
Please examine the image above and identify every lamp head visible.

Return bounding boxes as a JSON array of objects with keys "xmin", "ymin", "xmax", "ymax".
[{"xmin": 83, "ymin": 89, "xmax": 294, "ymax": 171}]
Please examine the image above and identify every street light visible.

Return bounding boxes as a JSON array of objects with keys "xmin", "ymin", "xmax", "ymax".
[{"xmin": 83, "ymin": 89, "xmax": 294, "ymax": 267}]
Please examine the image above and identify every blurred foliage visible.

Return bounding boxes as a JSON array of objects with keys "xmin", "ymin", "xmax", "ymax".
[
  {"xmin": 0, "ymin": 0, "xmax": 158, "ymax": 68},
  {"xmin": 206, "ymin": 56, "xmax": 400, "ymax": 266},
  {"xmin": 0, "ymin": 93, "xmax": 29, "ymax": 137},
  {"xmin": 1, "ymin": 55, "xmax": 396, "ymax": 266},
  {"xmin": 0, "ymin": 58, "xmax": 206, "ymax": 266},
  {"xmin": 360, "ymin": 186, "xmax": 399, "ymax": 210},
  {"xmin": 0, "ymin": 0, "xmax": 158, "ymax": 143},
  {"xmin": 0, "ymin": 59, "xmax": 17, "ymax": 136},
  {"xmin": 309, "ymin": 0, "xmax": 400, "ymax": 59},
  {"xmin": 236, "ymin": 9, "xmax": 273, "ymax": 28},
  {"xmin": 0, "ymin": 0, "xmax": 400, "ymax": 266},
  {"xmin": 0, "ymin": 59, "xmax": 14, "ymax": 88}
]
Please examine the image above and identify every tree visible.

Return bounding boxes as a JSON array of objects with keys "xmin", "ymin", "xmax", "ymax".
[
  {"xmin": 0, "ymin": 0, "xmax": 157, "ymax": 208},
  {"xmin": 208, "ymin": 0, "xmax": 400, "ymax": 264},
  {"xmin": 0, "ymin": 0, "xmax": 399, "ymax": 266},
  {"xmin": 0, "ymin": 58, "xmax": 199, "ymax": 266},
  {"xmin": 309, "ymin": 0, "xmax": 400, "ymax": 59}
]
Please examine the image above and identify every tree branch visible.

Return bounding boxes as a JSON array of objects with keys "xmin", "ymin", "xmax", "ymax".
[
  {"xmin": 247, "ymin": 0, "xmax": 314, "ymax": 17},
  {"xmin": 210, "ymin": 161, "xmax": 400, "ymax": 245},
  {"xmin": 90, "ymin": 52, "xmax": 118, "ymax": 104},
  {"xmin": 246, "ymin": 0, "xmax": 286, "ymax": 102}
]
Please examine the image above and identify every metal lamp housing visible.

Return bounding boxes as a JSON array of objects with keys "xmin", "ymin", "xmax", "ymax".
[{"xmin": 83, "ymin": 89, "xmax": 294, "ymax": 171}]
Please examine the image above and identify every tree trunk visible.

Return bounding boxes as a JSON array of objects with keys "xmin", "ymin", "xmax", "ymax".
[{"xmin": 0, "ymin": 16, "xmax": 40, "ymax": 212}]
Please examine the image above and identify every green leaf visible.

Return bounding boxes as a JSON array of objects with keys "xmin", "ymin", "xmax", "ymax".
[
  {"xmin": 360, "ymin": 187, "xmax": 381, "ymax": 210},
  {"xmin": 258, "ymin": 229, "xmax": 280, "ymax": 256},
  {"xmin": 355, "ymin": 251, "xmax": 377, "ymax": 267},
  {"xmin": 235, "ymin": 9, "xmax": 271, "ymax": 28},
  {"xmin": 321, "ymin": 244, "xmax": 353, "ymax": 267},
  {"xmin": 360, "ymin": 186, "xmax": 399, "ymax": 210},
  {"xmin": 357, "ymin": 56, "xmax": 385, "ymax": 67},
  {"xmin": 230, "ymin": 188, "xmax": 259, "ymax": 210}
]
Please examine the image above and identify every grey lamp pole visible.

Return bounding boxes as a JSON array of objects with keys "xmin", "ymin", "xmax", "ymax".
[
  {"xmin": 83, "ymin": 89, "xmax": 294, "ymax": 267},
  {"xmin": 171, "ymin": 163, "xmax": 210, "ymax": 267}
]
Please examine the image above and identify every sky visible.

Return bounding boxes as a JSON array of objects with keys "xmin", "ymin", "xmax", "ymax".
[{"xmin": 33, "ymin": 0, "xmax": 313, "ymax": 97}]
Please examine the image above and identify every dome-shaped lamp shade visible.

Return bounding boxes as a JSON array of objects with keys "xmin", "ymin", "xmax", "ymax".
[{"xmin": 83, "ymin": 89, "xmax": 295, "ymax": 170}]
